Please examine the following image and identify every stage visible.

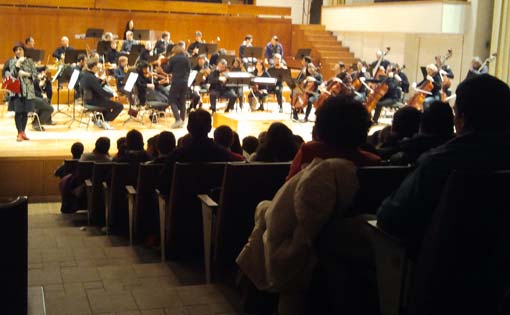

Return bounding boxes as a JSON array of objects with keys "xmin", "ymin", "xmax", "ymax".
[{"xmin": 0, "ymin": 101, "xmax": 316, "ymax": 201}]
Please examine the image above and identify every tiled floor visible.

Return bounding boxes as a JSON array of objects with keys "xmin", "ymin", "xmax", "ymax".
[{"xmin": 28, "ymin": 203, "xmax": 239, "ymax": 315}]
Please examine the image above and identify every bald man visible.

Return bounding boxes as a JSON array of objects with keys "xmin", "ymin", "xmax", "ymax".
[{"xmin": 52, "ymin": 36, "xmax": 74, "ymax": 62}]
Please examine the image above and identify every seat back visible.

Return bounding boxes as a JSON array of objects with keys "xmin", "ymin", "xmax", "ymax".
[
  {"xmin": 134, "ymin": 163, "xmax": 164, "ymax": 242},
  {"xmin": 214, "ymin": 162, "xmax": 290, "ymax": 269},
  {"xmin": 108, "ymin": 163, "xmax": 139, "ymax": 235},
  {"xmin": 0, "ymin": 196, "xmax": 27, "ymax": 314},
  {"xmin": 89, "ymin": 162, "xmax": 113, "ymax": 226},
  {"xmin": 63, "ymin": 159, "xmax": 79, "ymax": 176},
  {"xmin": 411, "ymin": 170, "xmax": 510, "ymax": 315},
  {"xmin": 350, "ymin": 166, "xmax": 413, "ymax": 215},
  {"xmin": 75, "ymin": 161, "xmax": 94, "ymax": 183},
  {"xmin": 167, "ymin": 162, "xmax": 227, "ymax": 260}
]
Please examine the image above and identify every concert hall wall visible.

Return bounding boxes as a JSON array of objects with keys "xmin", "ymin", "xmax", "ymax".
[{"xmin": 0, "ymin": 6, "xmax": 292, "ymax": 62}]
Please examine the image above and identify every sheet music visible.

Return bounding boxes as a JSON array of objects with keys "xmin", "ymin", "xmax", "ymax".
[
  {"xmin": 124, "ymin": 72, "xmax": 139, "ymax": 93},
  {"xmin": 52, "ymin": 65, "xmax": 64, "ymax": 83},
  {"xmin": 67, "ymin": 69, "xmax": 80, "ymax": 90},
  {"xmin": 252, "ymin": 77, "xmax": 277, "ymax": 84},
  {"xmin": 188, "ymin": 70, "xmax": 198, "ymax": 87}
]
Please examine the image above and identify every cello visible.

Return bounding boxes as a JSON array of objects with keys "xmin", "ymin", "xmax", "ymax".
[
  {"xmin": 313, "ymin": 77, "xmax": 345, "ymax": 109},
  {"xmin": 407, "ymin": 78, "xmax": 434, "ymax": 111},
  {"xmin": 365, "ymin": 80, "xmax": 389, "ymax": 115}
]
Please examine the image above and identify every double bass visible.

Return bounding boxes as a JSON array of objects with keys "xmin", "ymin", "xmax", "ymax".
[
  {"xmin": 437, "ymin": 49, "xmax": 453, "ymax": 101},
  {"xmin": 372, "ymin": 47, "xmax": 391, "ymax": 79}
]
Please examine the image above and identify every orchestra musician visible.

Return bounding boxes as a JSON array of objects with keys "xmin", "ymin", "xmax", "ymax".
[
  {"xmin": 208, "ymin": 59, "xmax": 237, "ymax": 113},
  {"xmin": 231, "ymin": 57, "xmax": 246, "ymax": 110},
  {"xmin": 372, "ymin": 67, "xmax": 403, "ymax": 124},
  {"xmin": 102, "ymin": 32, "xmax": 114, "ymax": 42},
  {"xmin": 105, "ymin": 40, "xmax": 120, "ymax": 64},
  {"xmin": 139, "ymin": 41, "xmax": 153, "ymax": 63},
  {"xmin": 135, "ymin": 61, "xmax": 168, "ymax": 106},
  {"xmin": 297, "ymin": 56, "xmax": 313, "ymax": 83},
  {"xmin": 240, "ymin": 34, "xmax": 254, "ymax": 66},
  {"xmin": 465, "ymin": 56, "xmax": 489, "ymax": 80},
  {"xmin": 394, "ymin": 63, "xmax": 409, "ymax": 94},
  {"xmin": 154, "ymin": 32, "xmax": 173, "ymax": 56},
  {"xmin": 5, "ymin": 42, "xmax": 38, "ymax": 141},
  {"xmin": 248, "ymin": 60, "xmax": 270, "ymax": 111},
  {"xmin": 52, "ymin": 36, "xmax": 74, "ymax": 63},
  {"xmin": 123, "ymin": 19, "xmax": 135, "ymax": 40},
  {"xmin": 120, "ymin": 31, "xmax": 139, "ymax": 55},
  {"xmin": 370, "ymin": 49, "xmax": 391, "ymax": 74},
  {"xmin": 293, "ymin": 63, "xmax": 322, "ymax": 122},
  {"xmin": 190, "ymin": 54, "xmax": 211, "ymax": 111},
  {"xmin": 209, "ymin": 48, "xmax": 227, "ymax": 68},
  {"xmin": 188, "ymin": 31, "xmax": 204, "ymax": 57},
  {"xmin": 414, "ymin": 63, "xmax": 442, "ymax": 110},
  {"xmin": 113, "ymin": 56, "xmax": 130, "ymax": 95},
  {"xmin": 264, "ymin": 35, "xmax": 284, "ymax": 66},
  {"xmin": 269, "ymin": 53, "xmax": 286, "ymax": 113},
  {"xmin": 32, "ymin": 70, "xmax": 56, "ymax": 129},
  {"xmin": 163, "ymin": 45, "xmax": 191, "ymax": 128},
  {"xmin": 25, "ymin": 36, "xmax": 35, "ymax": 49},
  {"xmin": 434, "ymin": 55, "xmax": 454, "ymax": 97},
  {"xmin": 79, "ymin": 59, "xmax": 123, "ymax": 129}
]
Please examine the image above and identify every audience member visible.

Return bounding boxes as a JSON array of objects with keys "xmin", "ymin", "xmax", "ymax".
[
  {"xmin": 294, "ymin": 135, "xmax": 305, "ymax": 148},
  {"xmin": 118, "ymin": 129, "xmax": 152, "ymax": 163},
  {"xmin": 252, "ymin": 122, "xmax": 298, "ymax": 162},
  {"xmin": 214, "ymin": 126, "xmax": 245, "ymax": 161},
  {"xmin": 159, "ymin": 109, "xmax": 233, "ymax": 196},
  {"xmin": 147, "ymin": 135, "xmax": 160, "ymax": 159},
  {"xmin": 113, "ymin": 137, "xmax": 127, "ymax": 161},
  {"xmin": 376, "ymin": 105, "xmax": 421, "ymax": 160},
  {"xmin": 54, "ymin": 142, "xmax": 84, "ymax": 178},
  {"xmin": 287, "ymin": 95, "xmax": 381, "ymax": 180},
  {"xmin": 80, "ymin": 137, "xmax": 112, "ymax": 162},
  {"xmin": 378, "ymin": 74, "xmax": 510, "ymax": 252},
  {"xmin": 150, "ymin": 131, "xmax": 176, "ymax": 164},
  {"xmin": 242, "ymin": 136, "xmax": 259, "ymax": 160},
  {"xmin": 231, "ymin": 131, "xmax": 243, "ymax": 156},
  {"xmin": 389, "ymin": 101, "xmax": 455, "ymax": 165}
]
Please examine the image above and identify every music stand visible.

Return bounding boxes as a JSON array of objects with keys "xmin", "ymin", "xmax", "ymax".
[
  {"xmin": 189, "ymin": 56, "xmax": 199, "ymax": 69},
  {"xmin": 67, "ymin": 69, "xmax": 82, "ymax": 127},
  {"xmin": 225, "ymin": 72, "xmax": 253, "ymax": 112},
  {"xmin": 123, "ymin": 72, "xmax": 143, "ymax": 125},
  {"xmin": 128, "ymin": 53, "xmax": 140, "ymax": 67},
  {"xmin": 196, "ymin": 43, "xmax": 208, "ymax": 55},
  {"xmin": 130, "ymin": 44, "xmax": 145, "ymax": 56},
  {"xmin": 86, "ymin": 28, "xmax": 104, "ymax": 39},
  {"xmin": 222, "ymin": 55, "xmax": 236, "ymax": 69},
  {"xmin": 53, "ymin": 65, "xmax": 74, "ymax": 117},
  {"xmin": 97, "ymin": 40, "xmax": 111, "ymax": 56},
  {"xmin": 25, "ymin": 49, "xmax": 45, "ymax": 63},
  {"xmin": 295, "ymin": 48, "xmax": 312, "ymax": 60},
  {"xmin": 132, "ymin": 29, "xmax": 151, "ymax": 41},
  {"xmin": 205, "ymin": 43, "xmax": 218, "ymax": 56},
  {"xmin": 242, "ymin": 46, "xmax": 263, "ymax": 59},
  {"xmin": 165, "ymin": 44, "xmax": 175, "ymax": 56},
  {"xmin": 64, "ymin": 49, "xmax": 86, "ymax": 64},
  {"xmin": 268, "ymin": 67, "xmax": 293, "ymax": 88}
]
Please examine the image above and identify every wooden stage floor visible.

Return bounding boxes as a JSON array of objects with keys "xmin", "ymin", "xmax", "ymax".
[{"xmin": 0, "ymin": 102, "xmax": 315, "ymax": 158}]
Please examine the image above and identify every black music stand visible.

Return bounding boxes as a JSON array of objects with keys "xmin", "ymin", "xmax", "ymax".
[
  {"xmin": 52, "ymin": 65, "xmax": 74, "ymax": 117},
  {"xmin": 268, "ymin": 67, "xmax": 294, "ymax": 88},
  {"xmin": 64, "ymin": 49, "xmax": 86, "ymax": 64},
  {"xmin": 225, "ymin": 72, "xmax": 253, "ymax": 112},
  {"xmin": 295, "ymin": 48, "xmax": 312, "ymax": 60},
  {"xmin": 86, "ymin": 28, "xmax": 104, "ymax": 39},
  {"xmin": 97, "ymin": 40, "xmax": 111, "ymax": 56},
  {"xmin": 25, "ymin": 49, "xmax": 45, "ymax": 63},
  {"xmin": 130, "ymin": 44, "xmax": 145, "ymax": 56},
  {"xmin": 133, "ymin": 29, "xmax": 151, "ymax": 41},
  {"xmin": 190, "ymin": 56, "xmax": 199, "ymax": 69},
  {"xmin": 66, "ymin": 69, "xmax": 82, "ymax": 128},
  {"xmin": 242, "ymin": 46, "xmax": 263, "ymax": 59},
  {"xmin": 165, "ymin": 44, "xmax": 175, "ymax": 56},
  {"xmin": 222, "ymin": 55, "xmax": 236, "ymax": 69},
  {"xmin": 128, "ymin": 53, "xmax": 141, "ymax": 67},
  {"xmin": 205, "ymin": 43, "xmax": 218, "ymax": 56}
]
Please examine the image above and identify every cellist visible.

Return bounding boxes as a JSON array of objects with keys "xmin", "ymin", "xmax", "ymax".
[
  {"xmin": 292, "ymin": 62, "xmax": 322, "ymax": 122},
  {"xmin": 434, "ymin": 55, "xmax": 454, "ymax": 98},
  {"xmin": 371, "ymin": 67, "xmax": 402, "ymax": 124},
  {"xmin": 414, "ymin": 64, "xmax": 442, "ymax": 110}
]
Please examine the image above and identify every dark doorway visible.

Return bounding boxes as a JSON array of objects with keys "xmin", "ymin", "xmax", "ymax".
[{"xmin": 309, "ymin": 0, "xmax": 323, "ymax": 24}]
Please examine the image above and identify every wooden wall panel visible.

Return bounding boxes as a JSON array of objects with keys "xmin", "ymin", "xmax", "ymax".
[{"xmin": 0, "ymin": 7, "xmax": 291, "ymax": 63}]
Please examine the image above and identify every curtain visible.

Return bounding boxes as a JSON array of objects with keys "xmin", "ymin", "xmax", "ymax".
[{"xmin": 490, "ymin": 0, "xmax": 509, "ymax": 84}]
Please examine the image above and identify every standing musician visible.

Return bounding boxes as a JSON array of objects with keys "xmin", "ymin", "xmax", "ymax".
[
  {"xmin": 264, "ymin": 35, "xmax": 284, "ymax": 66},
  {"xmin": 79, "ymin": 59, "xmax": 123, "ymax": 129},
  {"xmin": 120, "ymin": 31, "xmax": 139, "ymax": 55},
  {"xmin": 248, "ymin": 60, "xmax": 271, "ymax": 111},
  {"xmin": 188, "ymin": 31, "xmax": 204, "ymax": 57},
  {"xmin": 163, "ymin": 45, "xmax": 191, "ymax": 128},
  {"xmin": 208, "ymin": 59, "xmax": 237, "ymax": 113},
  {"xmin": 268, "ymin": 53, "xmax": 286, "ymax": 113},
  {"xmin": 4, "ymin": 42, "xmax": 38, "ymax": 141},
  {"xmin": 154, "ymin": 32, "xmax": 173, "ymax": 56},
  {"xmin": 413, "ymin": 63, "xmax": 442, "ymax": 110},
  {"xmin": 52, "ymin": 36, "xmax": 74, "ymax": 63},
  {"xmin": 293, "ymin": 62, "xmax": 322, "ymax": 122},
  {"xmin": 190, "ymin": 54, "xmax": 210, "ymax": 111}
]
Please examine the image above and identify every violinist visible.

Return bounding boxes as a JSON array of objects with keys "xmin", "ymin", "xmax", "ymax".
[
  {"xmin": 414, "ymin": 64, "xmax": 441, "ymax": 110},
  {"xmin": 264, "ymin": 35, "xmax": 284, "ymax": 66},
  {"xmin": 120, "ymin": 31, "xmax": 139, "ymax": 55},
  {"xmin": 268, "ymin": 53, "xmax": 286, "ymax": 113},
  {"xmin": 135, "ymin": 61, "xmax": 168, "ymax": 106},
  {"xmin": 32, "ymin": 70, "xmax": 56, "ymax": 129},
  {"xmin": 52, "ymin": 36, "xmax": 74, "ymax": 63},
  {"xmin": 372, "ymin": 67, "xmax": 402, "ymax": 125},
  {"xmin": 209, "ymin": 59, "xmax": 237, "ymax": 113},
  {"xmin": 248, "ymin": 60, "xmax": 270, "ymax": 111},
  {"xmin": 164, "ymin": 45, "xmax": 191, "ymax": 128},
  {"xmin": 154, "ymin": 32, "xmax": 173, "ymax": 56},
  {"xmin": 113, "ymin": 56, "xmax": 129, "ymax": 94},
  {"xmin": 292, "ymin": 63, "xmax": 322, "ymax": 122},
  {"xmin": 188, "ymin": 31, "xmax": 204, "ymax": 57},
  {"xmin": 105, "ymin": 40, "xmax": 120, "ymax": 65},
  {"xmin": 190, "ymin": 54, "xmax": 210, "ymax": 110}
]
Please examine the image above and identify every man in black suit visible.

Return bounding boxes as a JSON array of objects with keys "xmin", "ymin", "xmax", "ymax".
[
  {"xmin": 52, "ymin": 36, "xmax": 74, "ymax": 62},
  {"xmin": 208, "ymin": 59, "xmax": 237, "ymax": 113},
  {"xmin": 79, "ymin": 60, "xmax": 123, "ymax": 129},
  {"xmin": 154, "ymin": 32, "xmax": 173, "ymax": 56},
  {"xmin": 163, "ymin": 46, "xmax": 191, "ymax": 128}
]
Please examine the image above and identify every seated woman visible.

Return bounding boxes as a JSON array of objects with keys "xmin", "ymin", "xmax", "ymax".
[
  {"xmin": 248, "ymin": 60, "xmax": 270, "ymax": 111},
  {"xmin": 287, "ymin": 95, "xmax": 381, "ymax": 180},
  {"xmin": 251, "ymin": 122, "xmax": 298, "ymax": 162}
]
